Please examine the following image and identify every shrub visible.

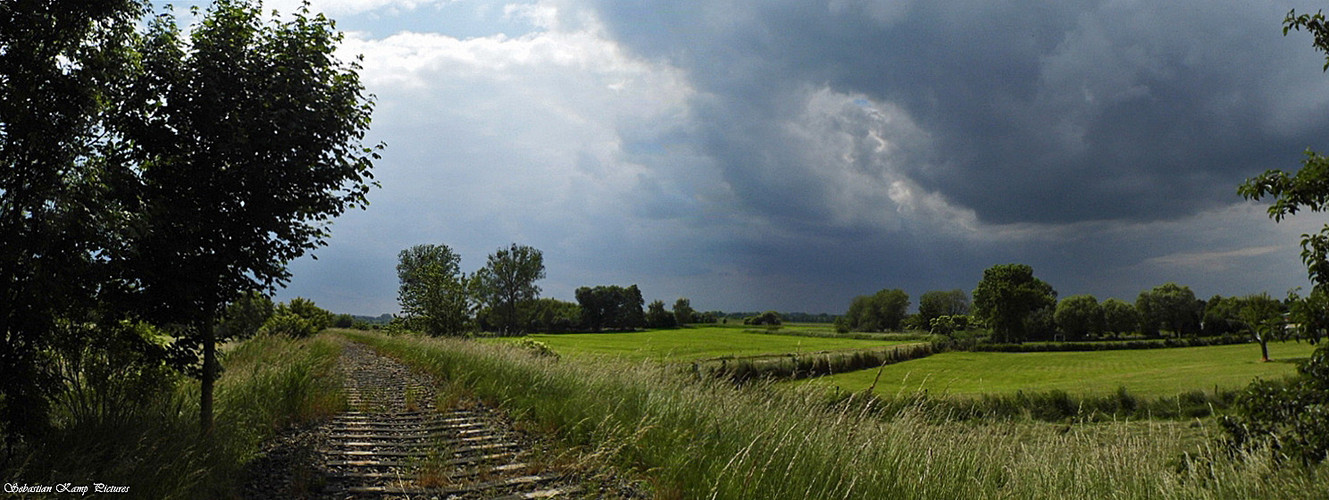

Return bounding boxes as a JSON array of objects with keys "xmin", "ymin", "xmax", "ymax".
[{"xmin": 1223, "ymin": 343, "xmax": 1329, "ymax": 464}]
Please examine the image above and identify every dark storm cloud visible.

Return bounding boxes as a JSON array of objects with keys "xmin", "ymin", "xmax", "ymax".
[{"xmin": 591, "ymin": 0, "xmax": 1329, "ymax": 226}]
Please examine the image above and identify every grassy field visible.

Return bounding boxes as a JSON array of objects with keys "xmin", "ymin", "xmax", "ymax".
[
  {"xmin": 510, "ymin": 325, "xmax": 915, "ymax": 361},
  {"xmin": 804, "ymin": 340, "xmax": 1317, "ymax": 397},
  {"xmin": 349, "ymin": 331, "xmax": 1328, "ymax": 499}
]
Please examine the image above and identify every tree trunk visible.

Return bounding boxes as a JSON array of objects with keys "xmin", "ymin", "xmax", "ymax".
[
  {"xmin": 200, "ymin": 314, "xmax": 217, "ymax": 434},
  {"xmin": 1259, "ymin": 333, "xmax": 1270, "ymax": 362}
]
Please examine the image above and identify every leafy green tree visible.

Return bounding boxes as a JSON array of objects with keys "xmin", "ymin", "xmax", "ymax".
[
  {"xmin": 1288, "ymin": 287, "xmax": 1329, "ymax": 344},
  {"xmin": 840, "ymin": 289, "xmax": 911, "ymax": 332},
  {"xmin": 474, "ymin": 243, "xmax": 545, "ymax": 334},
  {"xmin": 521, "ymin": 298, "xmax": 581, "ymax": 333},
  {"xmin": 1100, "ymin": 298, "xmax": 1139, "ymax": 336},
  {"xmin": 646, "ymin": 300, "xmax": 677, "ymax": 328},
  {"xmin": 575, "ymin": 285, "xmax": 645, "ymax": 331},
  {"xmin": 1239, "ymin": 293, "xmax": 1287, "ymax": 362},
  {"xmin": 1136, "ymin": 283, "xmax": 1202, "ymax": 337},
  {"xmin": 110, "ymin": 0, "xmax": 379, "ymax": 432},
  {"xmin": 918, "ymin": 289, "xmax": 971, "ymax": 328},
  {"xmin": 0, "ymin": 0, "xmax": 147, "ymax": 448},
  {"xmin": 972, "ymin": 264, "xmax": 1057, "ymax": 343},
  {"xmin": 1202, "ymin": 295, "xmax": 1246, "ymax": 336},
  {"xmin": 673, "ymin": 297, "xmax": 695, "ymax": 325},
  {"xmin": 397, "ymin": 244, "xmax": 471, "ymax": 336},
  {"xmin": 1054, "ymin": 295, "xmax": 1104, "ymax": 340},
  {"xmin": 1224, "ymin": 9, "xmax": 1329, "ymax": 467}
]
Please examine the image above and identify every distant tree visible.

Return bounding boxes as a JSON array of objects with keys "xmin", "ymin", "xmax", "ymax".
[
  {"xmin": 918, "ymin": 289, "xmax": 971, "ymax": 328},
  {"xmin": 1100, "ymin": 298, "xmax": 1140, "ymax": 336},
  {"xmin": 334, "ymin": 313, "xmax": 355, "ymax": 329},
  {"xmin": 1054, "ymin": 295, "xmax": 1104, "ymax": 340},
  {"xmin": 1202, "ymin": 295, "xmax": 1246, "ymax": 336},
  {"xmin": 114, "ymin": 0, "xmax": 380, "ymax": 432},
  {"xmin": 646, "ymin": 300, "xmax": 677, "ymax": 328},
  {"xmin": 474, "ymin": 243, "xmax": 545, "ymax": 334},
  {"xmin": 1288, "ymin": 287, "xmax": 1329, "ymax": 344},
  {"xmin": 1136, "ymin": 283, "xmax": 1202, "ymax": 337},
  {"xmin": 972, "ymin": 264, "xmax": 1057, "ymax": 343},
  {"xmin": 745, "ymin": 311, "xmax": 783, "ymax": 326},
  {"xmin": 673, "ymin": 297, "xmax": 695, "ymax": 325},
  {"xmin": 575, "ymin": 285, "xmax": 645, "ymax": 331},
  {"xmin": 216, "ymin": 291, "xmax": 275, "ymax": 340},
  {"xmin": 1240, "ymin": 293, "xmax": 1287, "ymax": 362},
  {"xmin": 840, "ymin": 289, "xmax": 911, "ymax": 332},
  {"xmin": 397, "ymin": 244, "xmax": 471, "ymax": 336},
  {"xmin": 522, "ymin": 298, "xmax": 581, "ymax": 333}
]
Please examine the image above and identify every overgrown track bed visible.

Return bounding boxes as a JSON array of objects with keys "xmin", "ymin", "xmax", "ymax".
[{"xmin": 321, "ymin": 341, "xmax": 579, "ymax": 499}]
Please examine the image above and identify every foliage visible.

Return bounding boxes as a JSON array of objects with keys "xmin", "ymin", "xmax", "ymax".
[
  {"xmin": 744, "ymin": 310, "xmax": 784, "ymax": 326},
  {"xmin": 1135, "ymin": 283, "xmax": 1202, "ymax": 337},
  {"xmin": 1202, "ymin": 295, "xmax": 1246, "ymax": 336},
  {"xmin": 972, "ymin": 264, "xmax": 1057, "ymax": 343},
  {"xmin": 1238, "ymin": 293, "xmax": 1287, "ymax": 362},
  {"xmin": 837, "ymin": 289, "xmax": 910, "ymax": 332},
  {"xmin": 520, "ymin": 298, "xmax": 582, "ymax": 333},
  {"xmin": 700, "ymin": 343, "xmax": 935, "ymax": 383},
  {"xmin": 673, "ymin": 297, "xmax": 695, "ymax": 325},
  {"xmin": 260, "ymin": 297, "xmax": 332, "ymax": 338},
  {"xmin": 646, "ymin": 300, "xmax": 677, "ymax": 328},
  {"xmin": 215, "ymin": 291, "xmax": 275, "ymax": 340},
  {"xmin": 574, "ymin": 284, "xmax": 645, "ymax": 331},
  {"xmin": 0, "ymin": 0, "xmax": 146, "ymax": 449},
  {"xmin": 332, "ymin": 313, "xmax": 353, "ymax": 328},
  {"xmin": 1287, "ymin": 287, "xmax": 1329, "ymax": 344},
  {"xmin": 928, "ymin": 315, "xmax": 970, "ymax": 336},
  {"xmin": 473, "ymin": 243, "xmax": 545, "ymax": 334},
  {"xmin": 917, "ymin": 289, "xmax": 971, "ymax": 328},
  {"xmin": 5, "ymin": 332, "xmax": 341, "ymax": 498},
  {"xmin": 1224, "ymin": 343, "xmax": 1329, "ymax": 465},
  {"xmin": 1100, "ymin": 298, "xmax": 1139, "ymax": 336},
  {"xmin": 1054, "ymin": 294, "xmax": 1104, "ymax": 340},
  {"xmin": 396, "ymin": 244, "xmax": 471, "ymax": 336},
  {"xmin": 111, "ymin": 0, "xmax": 379, "ymax": 430}
]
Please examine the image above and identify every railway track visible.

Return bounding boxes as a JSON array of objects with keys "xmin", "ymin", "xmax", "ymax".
[{"xmin": 320, "ymin": 341, "xmax": 579, "ymax": 499}]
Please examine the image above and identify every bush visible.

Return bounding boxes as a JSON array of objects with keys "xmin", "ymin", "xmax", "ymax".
[{"xmin": 1223, "ymin": 343, "xmax": 1329, "ymax": 464}]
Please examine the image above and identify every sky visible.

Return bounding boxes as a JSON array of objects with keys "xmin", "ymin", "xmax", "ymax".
[{"xmin": 231, "ymin": 0, "xmax": 1329, "ymax": 315}]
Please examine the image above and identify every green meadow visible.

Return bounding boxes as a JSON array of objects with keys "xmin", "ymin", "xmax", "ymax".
[
  {"xmin": 804, "ymin": 340, "xmax": 1317, "ymax": 397},
  {"xmin": 507, "ymin": 325, "xmax": 915, "ymax": 361}
]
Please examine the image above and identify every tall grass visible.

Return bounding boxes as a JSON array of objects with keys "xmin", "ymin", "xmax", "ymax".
[
  {"xmin": 4, "ymin": 332, "xmax": 344, "ymax": 498},
  {"xmin": 349, "ymin": 331, "xmax": 1327, "ymax": 499}
]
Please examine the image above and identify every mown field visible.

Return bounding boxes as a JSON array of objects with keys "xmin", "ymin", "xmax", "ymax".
[
  {"xmin": 509, "ymin": 325, "xmax": 914, "ymax": 361},
  {"xmin": 802, "ymin": 340, "xmax": 1317, "ymax": 397}
]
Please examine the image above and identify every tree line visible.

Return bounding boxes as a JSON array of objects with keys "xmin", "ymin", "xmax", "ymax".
[
  {"xmin": 396, "ymin": 243, "xmax": 715, "ymax": 335},
  {"xmin": 836, "ymin": 263, "xmax": 1324, "ymax": 357}
]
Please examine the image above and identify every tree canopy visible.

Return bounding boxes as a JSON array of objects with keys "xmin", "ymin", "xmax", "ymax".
[
  {"xmin": 474, "ymin": 243, "xmax": 546, "ymax": 334},
  {"xmin": 972, "ymin": 264, "xmax": 1057, "ymax": 343},
  {"xmin": 397, "ymin": 244, "xmax": 471, "ymax": 336}
]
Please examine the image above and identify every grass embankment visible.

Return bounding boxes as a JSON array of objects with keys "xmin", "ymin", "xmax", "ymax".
[
  {"xmin": 807, "ymin": 341, "xmax": 1317, "ymax": 398},
  {"xmin": 513, "ymin": 325, "xmax": 913, "ymax": 362},
  {"xmin": 6, "ymin": 333, "xmax": 344, "ymax": 498},
  {"xmin": 348, "ymin": 331, "xmax": 1327, "ymax": 499}
]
